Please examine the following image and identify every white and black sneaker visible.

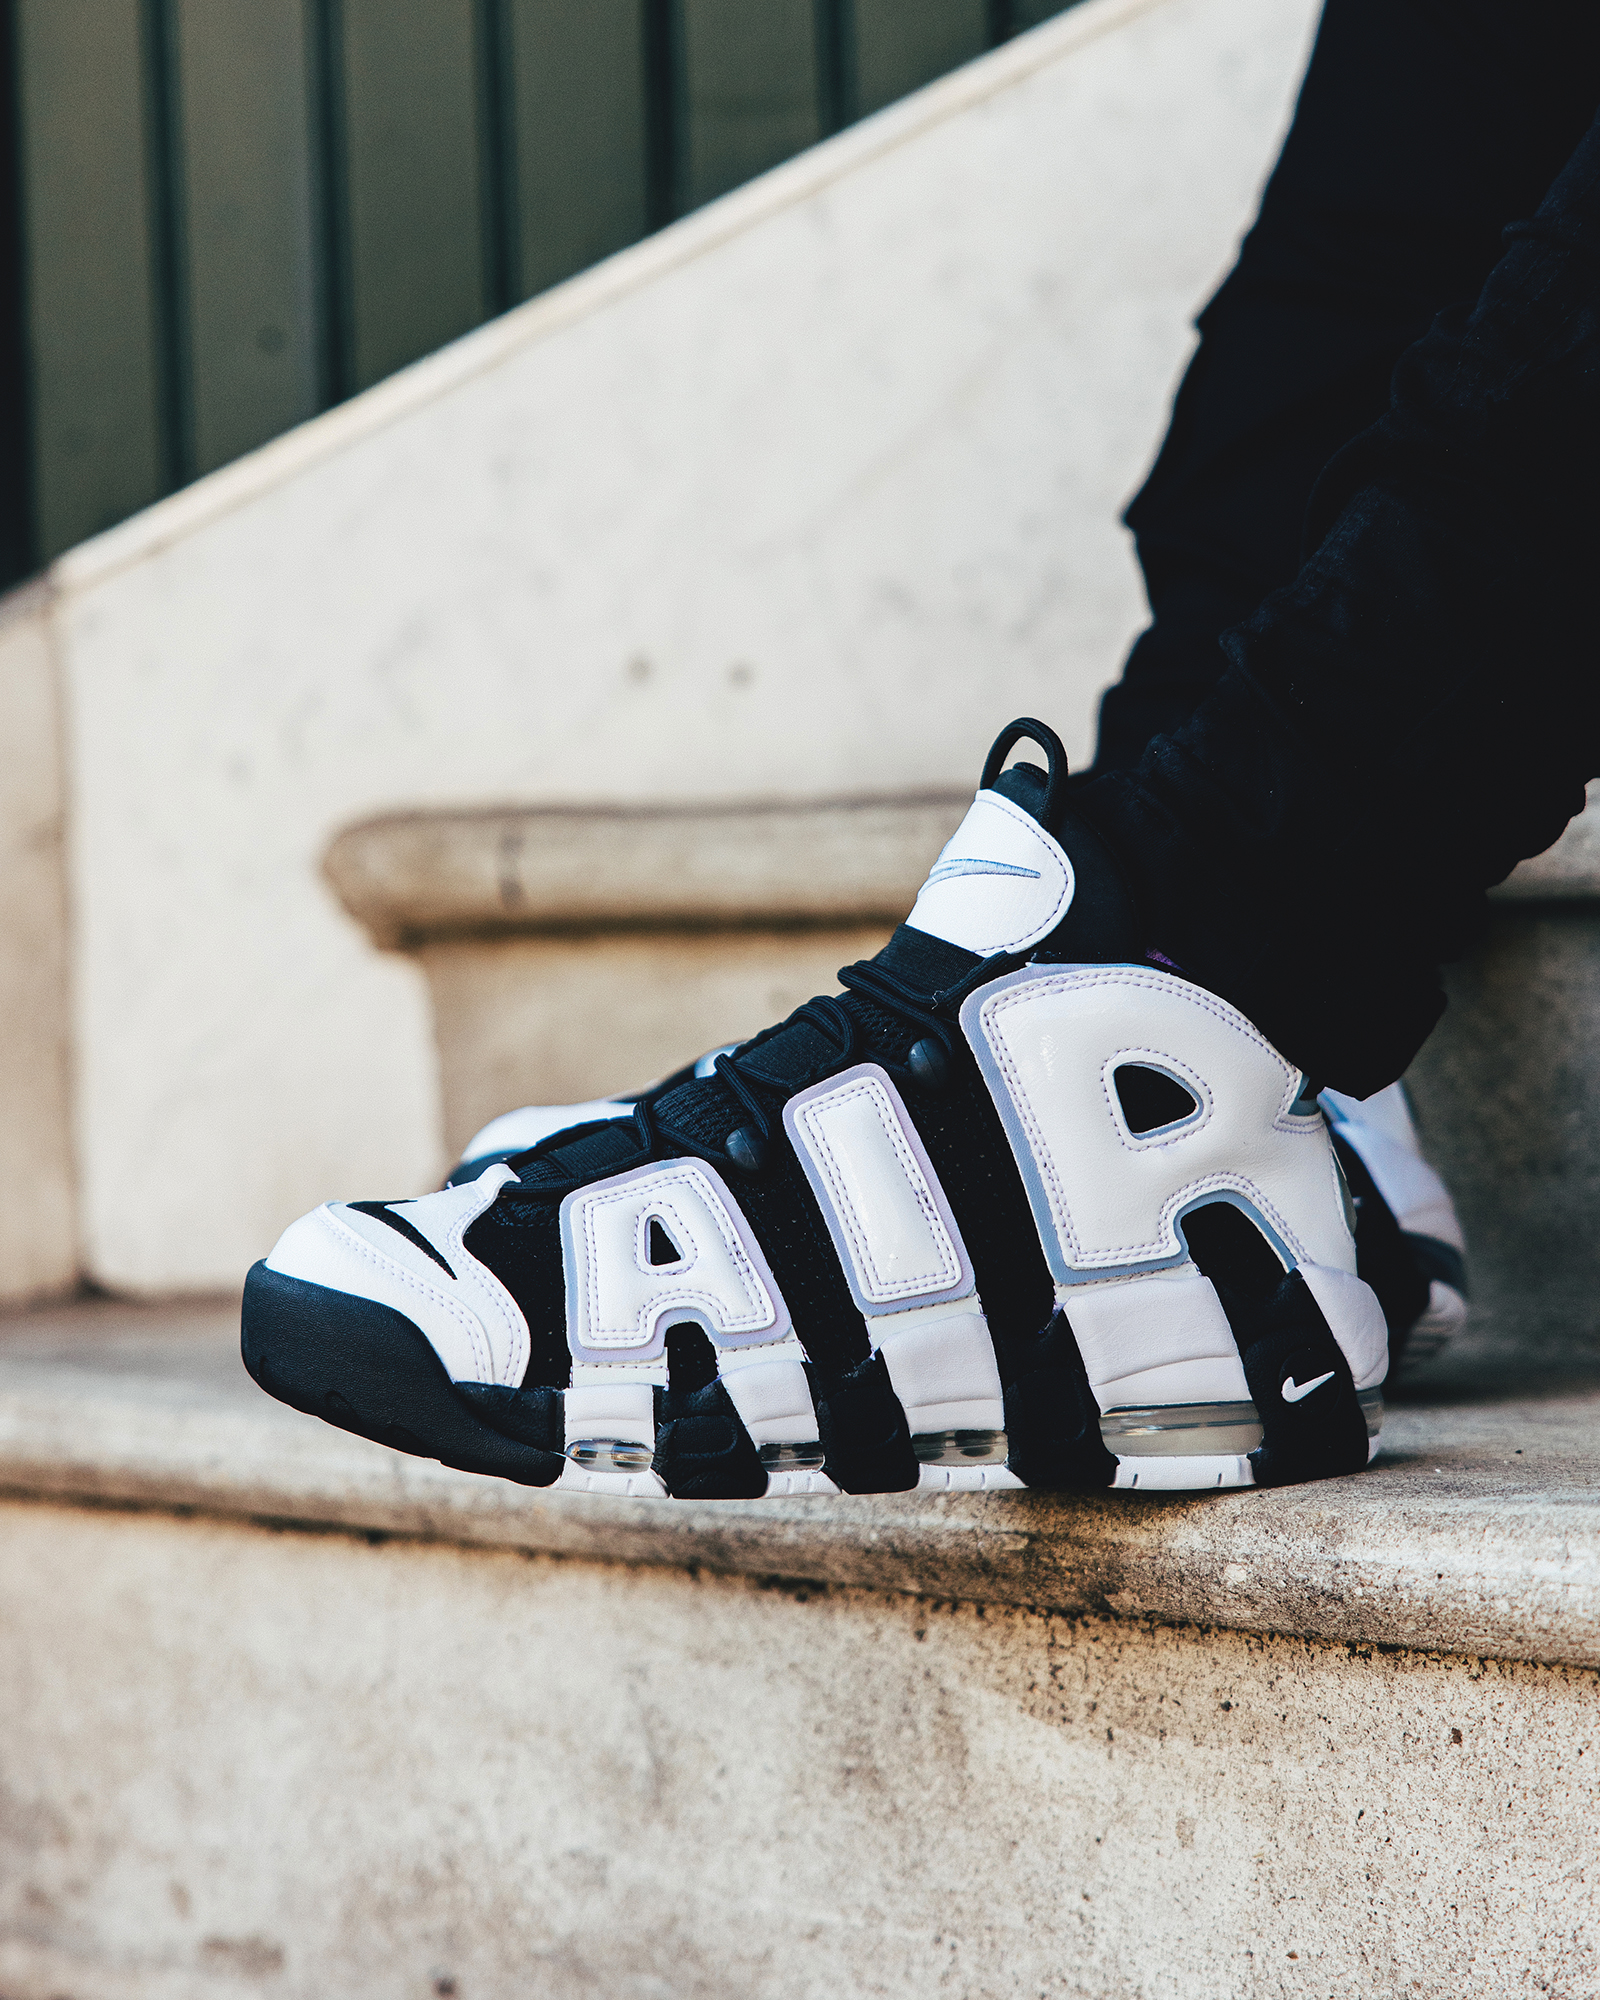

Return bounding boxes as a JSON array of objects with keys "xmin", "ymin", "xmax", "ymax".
[
  {"xmin": 449, "ymin": 1077, "xmax": 1467, "ymax": 1385},
  {"xmin": 1320, "ymin": 1084, "xmax": 1469, "ymax": 1379},
  {"xmin": 242, "ymin": 721, "xmax": 1388, "ymax": 1499}
]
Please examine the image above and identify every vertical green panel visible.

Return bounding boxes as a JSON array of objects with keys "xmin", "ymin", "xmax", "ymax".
[
  {"xmin": 340, "ymin": 0, "xmax": 487, "ymax": 392},
  {"xmin": 679, "ymin": 0, "xmax": 819, "ymax": 212},
  {"xmin": 175, "ymin": 0, "xmax": 320, "ymax": 475},
  {"xmin": 854, "ymin": 0, "xmax": 987, "ymax": 118},
  {"xmin": 16, "ymin": 0, "xmax": 165, "ymax": 558},
  {"xmin": 507, "ymin": 0, "xmax": 647, "ymax": 299},
  {"xmin": 1011, "ymin": 0, "xmax": 1078, "ymax": 30}
]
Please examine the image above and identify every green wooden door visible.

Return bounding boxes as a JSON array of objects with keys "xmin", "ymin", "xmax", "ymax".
[{"xmin": 4, "ymin": 0, "xmax": 1080, "ymax": 575}]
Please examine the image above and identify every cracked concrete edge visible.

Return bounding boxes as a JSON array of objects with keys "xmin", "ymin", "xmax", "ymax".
[{"xmin": 1, "ymin": 1368, "xmax": 1595, "ymax": 1671}]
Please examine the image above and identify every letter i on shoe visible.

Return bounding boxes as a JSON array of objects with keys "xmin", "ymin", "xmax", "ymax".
[{"xmin": 242, "ymin": 721, "xmax": 1388, "ymax": 1498}]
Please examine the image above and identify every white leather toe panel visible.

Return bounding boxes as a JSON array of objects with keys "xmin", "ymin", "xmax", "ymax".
[{"xmin": 264, "ymin": 1166, "xmax": 529, "ymax": 1387}]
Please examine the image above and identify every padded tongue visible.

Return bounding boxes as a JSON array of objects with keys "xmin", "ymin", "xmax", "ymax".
[
  {"xmin": 903, "ymin": 761, "xmax": 1076, "ymax": 959},
  {"xmin": 517, "ymin": 723, "xmax": 1141, "ymax": 1186}
]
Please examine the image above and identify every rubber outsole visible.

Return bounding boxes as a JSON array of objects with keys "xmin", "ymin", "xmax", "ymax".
[
  {"xmin": 242, "ymin": 1264, "xmax": 1380, "ymax": 1500},
  {"xmin": 240, "ymin": 1262, "xmax": 563, "ymax": 1487}
]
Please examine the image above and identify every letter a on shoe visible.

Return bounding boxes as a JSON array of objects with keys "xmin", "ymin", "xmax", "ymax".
[{"xmin": 243, "ymin": 720, "xmax": 1387, "ymax": 1498}]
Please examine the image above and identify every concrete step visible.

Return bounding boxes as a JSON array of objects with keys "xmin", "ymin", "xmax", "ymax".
[{"xmin": 0, "ymin": 1297, "xmax": 1595, "ymax": 1998}]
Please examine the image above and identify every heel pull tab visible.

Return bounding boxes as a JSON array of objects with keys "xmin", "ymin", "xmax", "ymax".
[{"xmin": 981, "ymin": 718, "xmax": 1068, "ymax": 824}]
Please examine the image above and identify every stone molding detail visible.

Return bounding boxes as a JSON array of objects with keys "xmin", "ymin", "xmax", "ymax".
[{"xmin": 323, "ymin": 793, "xmax": 971, "ymax": 946}]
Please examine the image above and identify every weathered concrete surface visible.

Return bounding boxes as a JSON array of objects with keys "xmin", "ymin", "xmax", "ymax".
[
  {"xmin": 421, "ymin": 926, "xmax": 892, "ymax": 1156},
  {"xmin": 1, "ymin": 1497, "xmax": 1595, "ymax": 2000},
  {"xmin": 0, "ymin": 583, "xmax": 76, "ymax": 1304},
  {"xmin": 1409, "ymin": 903, "xmax": 1600, "ymax": 1368},
  {"xmin": 4, "ymin": 1300, "xmax": 1600, "ymax": 1673}
]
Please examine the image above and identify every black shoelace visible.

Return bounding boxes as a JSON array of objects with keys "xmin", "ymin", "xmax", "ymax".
[{"xmin": 497, "ymin": 949, "xmax": 1026, "ymax": 1200}]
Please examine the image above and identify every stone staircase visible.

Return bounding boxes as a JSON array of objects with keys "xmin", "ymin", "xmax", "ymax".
[
  {"xmin": 1, "ymin": 1252, "xmax": 1597, "ymax": 1998},
  {"xmin": 2, "ymin": 0, "xmax": 1596, "ymax": 1990},
  {"xmin": 2, "ymin": 793, "xmax": 1596, "ymax": 2000}
]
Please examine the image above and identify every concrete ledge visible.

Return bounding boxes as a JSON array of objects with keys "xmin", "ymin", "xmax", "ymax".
[
  {"xmin": 323, "ymin": 794, "xmax": 970, "ymax": 945},
  {"xmin": 6, "ymin": 1298, "xmax": 1599, "ymax": 1671},
  {"xmin": 1493, "ymin": 780, "xmax": 1600, "ymax": 900}
]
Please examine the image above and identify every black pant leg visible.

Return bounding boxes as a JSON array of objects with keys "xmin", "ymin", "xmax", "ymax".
[
  {"xmin": 1080, "ymin": 108, "xmax": 1600, "ymax": 1096},
  {"xmin": 1092, "ymin": 0, "xmax": 1600, "ymax": 772}
]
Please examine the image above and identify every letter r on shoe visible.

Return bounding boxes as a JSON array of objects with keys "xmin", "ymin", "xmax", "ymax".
[{"xmin": 961, "ymin": 965, "xmax": 1355, "ymax": 1281}]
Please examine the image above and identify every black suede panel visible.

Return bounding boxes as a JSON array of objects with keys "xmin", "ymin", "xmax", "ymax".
[
  {"xmin": 733, "ymin": 1138, "xmax": 872, "ymax": 1380},
  {"xmin": 462, "ymin": 1201, "xmax": 572, "ymax": 1391},
  {"xmin": 1224, "ymin": 1271, "xmax": 1370, "ymax": 1486},
  {"xmin": 1002, "ymin": 1309, "xmax": 1118, "ymax": 1491},
  {"xmin": 453, "ymin": 1380, "xmax": 564, "ymax": 1453},
  {"xmin": 1180, "ymin": 1200, "xmax": 1286, "ymax": 1309},
  {"xmin": 899, "ymin": 1055, "xmax": 1054, "ymax": 1387},
  {"xmin": 653, "ymin": 1379, "xmax": 769, "ymax": 1499},
  {"xmin": 816, "ymin": 1350, "xmax": 919, "ymax": 1494},
  {"xmin": 1332, "ymin": 1134, "xmax": 1431, "ymax": 1373}
]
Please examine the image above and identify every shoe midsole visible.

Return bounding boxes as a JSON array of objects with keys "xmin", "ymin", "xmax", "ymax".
[
  {"xmin": 1101, "ymin": 1399, "xmax": 1264, "ymax": 1457},
  {"xmin": 1100, "ymin": 1386, "xmax": 1384, "ymax": 1458}
]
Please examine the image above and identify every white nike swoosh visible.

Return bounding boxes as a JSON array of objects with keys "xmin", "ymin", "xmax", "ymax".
[{"xmin": 1281, "ymin": 1370, "xmax": 1336, "ymax": 1404}]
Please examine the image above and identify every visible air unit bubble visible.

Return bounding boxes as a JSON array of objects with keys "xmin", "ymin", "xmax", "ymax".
[
  {"xmin": 758, "ymin": 1441, "xmax": 829, "ymax": 1475},
  {"xmin": 1099, "ymin": 1401, "xmax": 1264, "ymax": 1457},
  {"xmin": 912, "ymin": 1428, "xmax": 1011, "ymax": 1468},
  {"xmin": 565, "ymin": 1438, "xmax": 656, "ymax": 1475},
  {"xmin": 1358, "ymin": 1388, "xmax": 1383, "ymax": 1438}
]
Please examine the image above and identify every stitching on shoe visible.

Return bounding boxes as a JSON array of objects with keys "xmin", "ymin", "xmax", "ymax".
[
  {"xmin": 325, "ymin": 1207, "xmax": 494, "ymax": 1383},
  {"xmin": 577, "ymin": 1162, "xmax": 775, "ymax": 1348},
  {"xmin": 1097, "ymin": 1047, "xmax": 1214, "ymax": 1153},
  {"xmin": 441, "ymin": 1214, "xmax": 533, "ymax": 1388},
  {"xmin": 978, "ymin": 967, "xmax": 1314, "ymax": 1267},
  {"xmin": 793, "ymin": 1074, "xmax": 960, "ymax": 1303}
]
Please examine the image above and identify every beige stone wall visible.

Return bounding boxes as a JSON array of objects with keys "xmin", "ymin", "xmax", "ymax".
[
  {"xmin": 1, "ymin": 1498, "xmax": 1593, "ymax": 2000},
  {"xmin": 49, "ymin": 0, "xmax": 1323, "ymax": 1291},
  {"xmin": 423, "ymin": 925, "xmax": 894, "ymax": 1157},
  {"xmin": 0, "ymin": 586, "xmax": 75, "ymax": 1302}
]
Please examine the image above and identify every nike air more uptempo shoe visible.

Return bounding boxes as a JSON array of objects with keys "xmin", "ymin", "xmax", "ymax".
[
  {"xmin": 449, "ymin": 1074, "xmax": 1466, "ymax": 1383},
  {"xmin": 242, "ymin": 720, "xmax": 1388, "ymax": 1499}
]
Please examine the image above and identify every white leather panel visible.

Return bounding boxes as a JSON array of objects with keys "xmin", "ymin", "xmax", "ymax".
[
  {"xmin": 560, "ymin": 1159, "xmax": 789, "ymax": 1363},
  {"xmin": 963, "ymin": 965, "xmax": 1356, "ymax": 1280},
  {"xmin": 905, "ymin": 789, "xmax": 1075, "ymax": 958},
  {"xmin": 783, "ymin": 1065, "xmax": 972, "ymax": 1315},
  {"xmin": 1058, "ymin": 1265, "xmax": 1240, "ymax": 1400},
  {"xmin": 460, "ymin": 1098, "xmax": 634, "ymax": 1166},
  {"xmin": 1094, "ymin": 1352, "xmax": 1253, "ymax": 1409},
  {"xmin": 877, "ymin": 1306, "xmax": 1004, "ymax": 1434},
  {"xmin": 1297, "ymin": 1260, "xmax": 1389, "ymax": 1391},
  {"xmin": 716, "ymin": 1337, "xmax": 820, "ymax": 1446},
  {"xmin": 1320, "ymin": 1083, "xmax": 1465, "ymax": 1248},
  {"xmin": 264, "ymin": 1165, "xmax": 528, "ymax": 1386},
  {"xmin": 564, "ymin": 1367, "xmax": 662, "ymax": 1449}
]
